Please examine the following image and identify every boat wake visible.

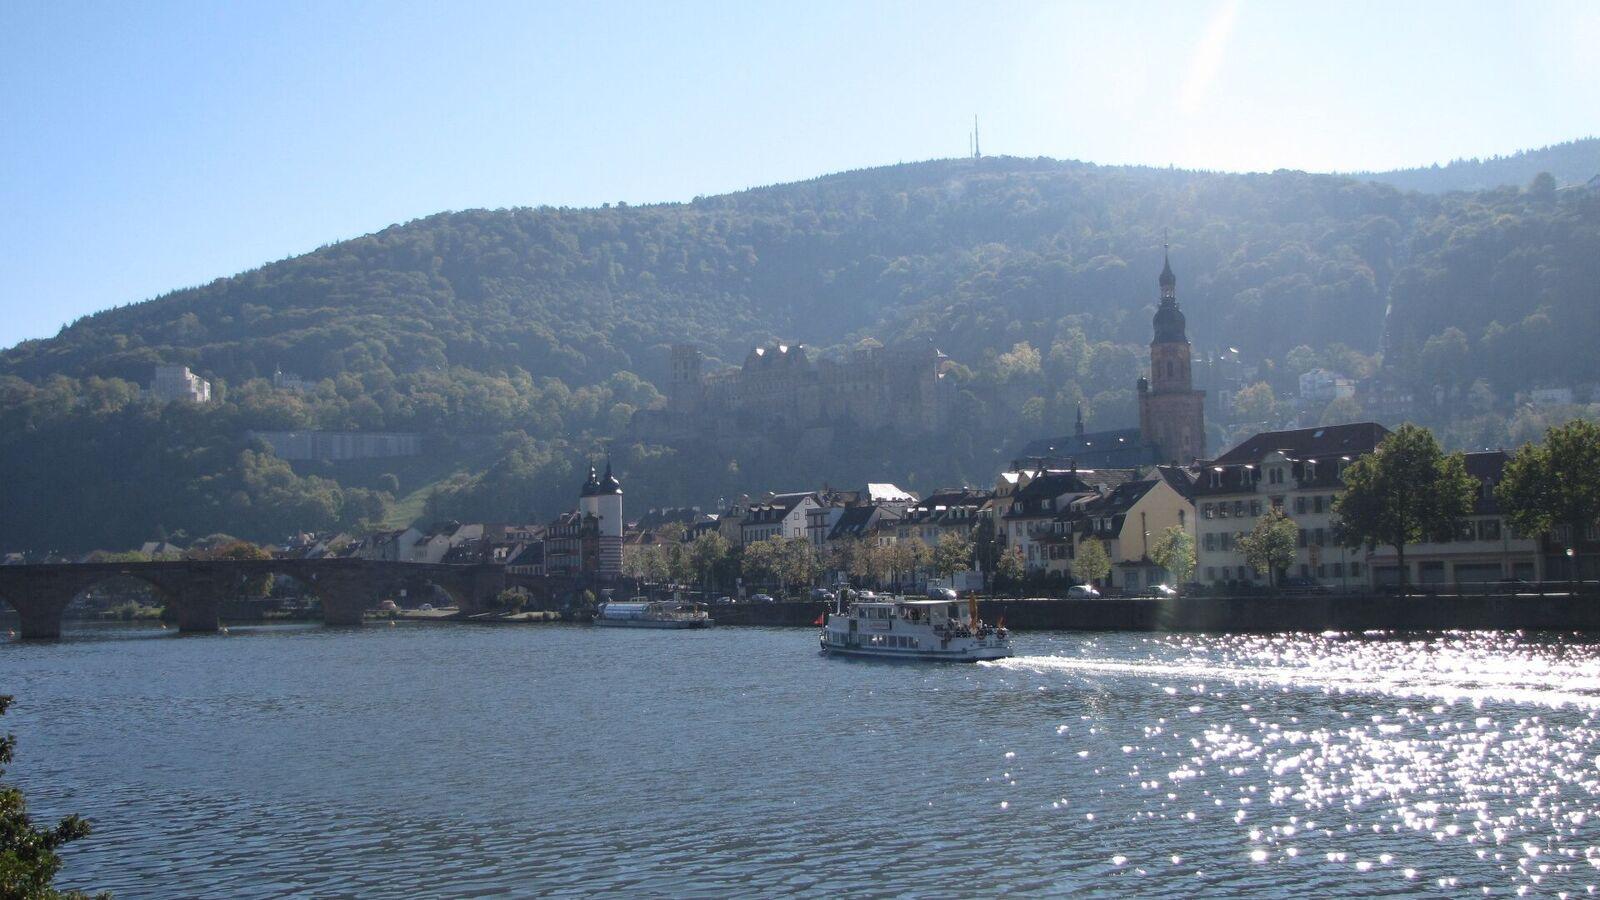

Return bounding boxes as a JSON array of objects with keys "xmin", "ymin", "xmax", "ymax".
[{"xmin": 984, "ymin": 653, "xmax": 1600, "ymax": 710}]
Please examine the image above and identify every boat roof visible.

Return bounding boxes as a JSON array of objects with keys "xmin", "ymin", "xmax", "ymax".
[{"xmin": 857, "ymin": 598, "xmax": 961, "ymax": 607}]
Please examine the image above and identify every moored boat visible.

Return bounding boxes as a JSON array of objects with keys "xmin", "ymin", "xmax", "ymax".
[
  {"xmin": 819, "ymin": 594, "xmax": 1010, "ymax": 661},
  {"xmin": 595, "ymin": 599, "xmax": 714, "ymax": 629}
]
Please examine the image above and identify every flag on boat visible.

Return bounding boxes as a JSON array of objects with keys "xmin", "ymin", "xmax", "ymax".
[
  {"xmin": 997, "ymin": 616, "xmax": 1006, "ymax": 629},
  {"xmin": 813, "ymin": 613, "xmax": 825, "ymax": 626}
]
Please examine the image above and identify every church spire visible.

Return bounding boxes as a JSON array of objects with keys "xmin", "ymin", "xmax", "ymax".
[{"xmin": 1152, "ymin": 242, "xmax": 1187, "ymax": 344}]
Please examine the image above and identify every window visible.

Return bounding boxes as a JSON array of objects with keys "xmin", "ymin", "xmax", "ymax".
[
  {"xmin": 1300, "ymin": 564, "xmax": 1310, "ymax": 578},
  {"xmin": 1351, "ymin": 562, "xmax": 1362, "ymax": 577},
  {"xmin": 1210, "ymin": 470, "xmax": 1222, "ymax": 488},
  {"xmin": 1202, "ymin": 503, "xmax": 1214, "ymax": 519},
  {"xmin": 1205, "ymin": 567, "xmax": 1215, "ymax": 580},
  {"xmin": 1204, "ymin": 533, "xmax": 1216, "ymax": 551},
  {"xmin": 1313, "ymin": 495, "xmax": 1324, "ymax": 514},
  {"xmin": 1217, "ymin": 504, "xmax": 1229, "ymax": 519},
  {"xmin": 1297, "ymin": 529, "xmax": 1307, "ymax": 548},
  {"xmin": 1294, "ymin": 496, "xmax": 1307, "ymax": 515},
  {"xmin": 1233, "ymin": 501, "xmax": 1245, "ymax": 517},
  {"xmin": 1314, "ymin": 528, "xmax": 1325, "ymax": 547},
  {"xmin": 1269, "ymin": 467, "xmax": 1284, "ymax": 485},
  {"xmin": 1332, "ymin": 562, "xmax": 1344, "ymax": 577},
  {"xmin": 1250, "ymin": 500, "xmax": 1262, "ymax": 517},
  {"xmin": 1317, "ymin": 564, "xmax": 1326, "ymax": 578},
  {"xmin": 1179, "ymin": 510, "xmax": 1186, "ymax": 528},
  {"xmin": 1221, "ymin": 532, "xmax": 1233, "ymax": 551}
]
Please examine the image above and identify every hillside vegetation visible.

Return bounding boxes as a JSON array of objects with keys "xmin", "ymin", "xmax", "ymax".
[
  {"xmin": 1357, "ymin": 138, "xmax": 1599, "ymax": 194},
  {"xmin": 2, "ymin": 156, "xmax": 1597, "ymax": 552}
]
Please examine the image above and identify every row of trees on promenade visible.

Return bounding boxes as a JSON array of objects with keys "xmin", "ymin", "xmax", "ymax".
[
  {"xmin": 989, "ymin": 525, "xmax": 1196, "ymax": 595},
  {"xmin": 621, "ymin": 527, "xmax": 976, "ymax": 596}
]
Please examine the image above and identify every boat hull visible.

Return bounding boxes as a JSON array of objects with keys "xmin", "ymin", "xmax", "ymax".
[
  {"xmin": 594, "ymin": 617, "xmax": 714, "ymax": 629},
  {"xmin": 819, "ymin": 638, "xmax": 1011, "ymax": 662}
]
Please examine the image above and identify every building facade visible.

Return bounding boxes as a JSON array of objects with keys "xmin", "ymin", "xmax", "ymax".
[
  {"xmin": 664, "ymin": 339, "xmax": 953, "ymax": 434},
  {"xmin": 1193, "ymin": 423, "xmax": 1390, "ymax": 590},
  {"xmin": 577, "ymin": 462, "xmax": 624, "ymax": 578},
  {"xmin": 149, "ymin": 365, "xmax": 212, "ymax": 403}
]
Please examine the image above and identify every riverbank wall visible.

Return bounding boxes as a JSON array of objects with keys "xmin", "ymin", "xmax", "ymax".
[{"xmin": 713, "ymin": 594, "xmax": 1600, "ymax": 633}]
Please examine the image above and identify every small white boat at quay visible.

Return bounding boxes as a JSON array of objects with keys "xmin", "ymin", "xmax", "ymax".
[
  {"xmin": 819, "ymin": 595, "xmax": 1011, "ymax": 662},
  {"xmin": 595, "ymin": 600, "xmax": 714, "ymax": 629}
]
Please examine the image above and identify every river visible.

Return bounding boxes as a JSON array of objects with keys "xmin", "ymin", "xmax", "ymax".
[{"xmin": 4, "ymin": 623, "xmax": 1599, "ymax": 897}]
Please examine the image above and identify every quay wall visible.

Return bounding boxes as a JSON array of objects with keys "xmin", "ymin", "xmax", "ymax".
[{"xmin": 716, "ymin": 595, "xmax": 1600, "ymax": 633}]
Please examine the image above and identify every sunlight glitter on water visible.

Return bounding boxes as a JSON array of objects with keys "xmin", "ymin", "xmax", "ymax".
[
  {"xmin": 9, "ymin": 625, "xmax": 1600, "ymax": 897},
  {"xmin": 989, "ymin": 634, "xmax": 1600, "ymax": 709},
  {"xmin": 983, "ymin": 632, "xmax": 1600, "ymax": 897}
]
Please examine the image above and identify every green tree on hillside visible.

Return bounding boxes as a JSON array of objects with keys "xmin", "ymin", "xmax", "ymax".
[
  {"xmin": 932, "ymin": 532, "xmax": 974, "ymax": 581},
  {"xmin": 1149, "ymin": 525, "xmax": 1195, "ymax": 585},
  {"xmin": 1498, "ymin": 419, "xmax": 1600, "ymax": 578},
  {"xmin": 0, "ymin": 696, "xmax": 103, "ymax": 899},
  {"xmin": 1237, "ymin": 508, "xmax": 1299, "ymax": 589},
  {"xmin": 1070, "ymin": 539, "xmax": 1112, "ymax": 587},
  {"xmin": 1335, "ymin": 424, "xmax": 1478, "ymax": 593},
  {"xmin": 996, "ymin": 546, "xmax": 1025, "ymax": 596}
]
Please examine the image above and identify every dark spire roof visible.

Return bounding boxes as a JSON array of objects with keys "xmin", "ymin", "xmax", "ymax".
[
  {"xmin": 599, "ymin": 458, "xmax": 623, "ymax": 494},
  {"xmin": 1152, "ymin": 244, "xmax": 1187, "ymax": 343},
  {"xmin": 579, "ymin": 463, "xmax": 600, "ymax": 497}
]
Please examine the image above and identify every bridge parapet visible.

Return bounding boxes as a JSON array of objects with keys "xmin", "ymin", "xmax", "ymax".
[{"xmin": 0, "ymin": 560, "xmax": 519, "ymax": 639}]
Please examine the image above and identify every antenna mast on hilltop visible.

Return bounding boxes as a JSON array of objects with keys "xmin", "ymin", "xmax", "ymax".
[{"xmin": 972, "ymin": 115, "xmax": 981, "ymax": 159}]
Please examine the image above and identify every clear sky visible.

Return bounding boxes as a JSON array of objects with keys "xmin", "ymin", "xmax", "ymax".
[{"xmin": 2, "ymin": 0, "xmax": 1595, "ymax": 350}]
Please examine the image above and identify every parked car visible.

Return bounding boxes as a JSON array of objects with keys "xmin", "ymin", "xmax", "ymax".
[
  {"xmin": 751, "ymin": 593, "xmax": 776, "ymax": 604},
  {"xmin": 419, "ymin": 603, "xmax": 433, "ymax": 611},
  {"xmin": 1141, "ymin": 584, "xmax": 1178, "ymax": 598},
  {"xmin": 712, "ymin": 595, "xmax": 735, "ymax": 605},
  {"xmin": 925, "ymin": 586, "xmax": 958, "ymax": 601},
  {"xmin": 810, "ymin": 588, "xmax": 836, "ymax": 602},
  {"xmin": 1067, "ymin": 584, "xmax": 1100, "ymax": 599},
  {"xmin": 1281, "ymin": 577, "xmax": 1332, "ymax": 595}
]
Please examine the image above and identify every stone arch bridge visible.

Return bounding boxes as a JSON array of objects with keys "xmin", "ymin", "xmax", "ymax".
[{"xmin": 0, "ymin": 560, "xmax": 579, "ymax": 639}]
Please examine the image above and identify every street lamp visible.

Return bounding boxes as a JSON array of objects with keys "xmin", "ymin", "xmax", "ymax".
[{"xmin": 1568, "ymin": 547, "xmax": 1577, "ymax": 596}]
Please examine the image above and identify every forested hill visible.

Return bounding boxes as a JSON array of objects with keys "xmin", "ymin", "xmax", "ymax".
[
  {"xmin": 3, "ymin": 154, "xmax": 1598, "ymax": 553},
  {"xmin": 4, "ymin": 156, "xmax": 1414, "ymax": 385},
  {"xmin": 1358, "ymin": 138, "xmax": 1599, "ymax": 194}
]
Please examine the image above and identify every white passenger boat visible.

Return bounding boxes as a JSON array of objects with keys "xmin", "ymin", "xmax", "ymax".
[
  {"xmin": 819, "ymin": 595, "xmax": 1011, "ymax": 661},
  {"xmin": 595, "ymin": 600, "xmax": 714, "ymax": 629}
]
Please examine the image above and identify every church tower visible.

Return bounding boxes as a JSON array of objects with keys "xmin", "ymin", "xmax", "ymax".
[{"xmin": 1137, "ymin": 246, "xmax": 1206, "ymax": 463}]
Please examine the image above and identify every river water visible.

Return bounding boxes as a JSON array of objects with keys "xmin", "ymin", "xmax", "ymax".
[{"xmin": 4, "ymin": 623, "xmax": 1600, "ymax": 897}]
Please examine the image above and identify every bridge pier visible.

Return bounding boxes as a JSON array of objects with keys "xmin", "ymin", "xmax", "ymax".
[
  {"xmin": 12, "ymin": 595, "xmax": 69, "ymax": 640},
  {"xmin": 321, "ymin": 596, "xmax": 367, "ymax": 627},
  {"xmin": 173, "ymin": 591, "xmax": 221, "ymax": 633},
  {"xmin": 313, "ymin": 571, "xmax": 377, "ymax": 627}
]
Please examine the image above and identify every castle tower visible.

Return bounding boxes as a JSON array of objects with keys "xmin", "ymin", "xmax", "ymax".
[
  {"xmin": 1137, "ymin": 246, "xmax": 1206, "ymax": 463},
  {"xmin": 667, "ymin": 344, "xmax": 703, "ymax": 413},
  {"xmin": 576, "ymin": 461, "xmax": 623, "ymax": 578},
  {"xmin": 594, "ymin": 459, "xmax": 624, "ymax": 577}
]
